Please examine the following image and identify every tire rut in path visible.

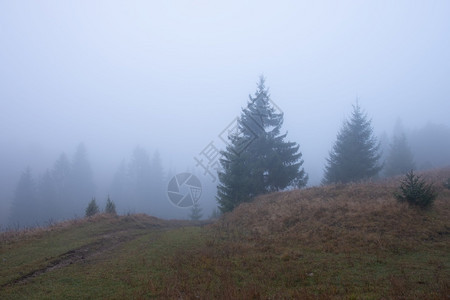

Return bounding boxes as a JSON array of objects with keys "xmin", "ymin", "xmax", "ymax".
[{"xmin": 1, "ymin": 229, "xmax": 149, "ymax": 287}]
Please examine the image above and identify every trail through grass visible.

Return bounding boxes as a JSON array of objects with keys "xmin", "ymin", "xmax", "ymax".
[{"xmin": 1, "ymin": 168, "xmax": 449, "ymax": 299}]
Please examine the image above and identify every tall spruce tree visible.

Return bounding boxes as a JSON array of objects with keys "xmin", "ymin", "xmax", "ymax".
[
  {"xmin": 70, "ymin": 143, "xmax": 95, "ymax": 216},
  {"xmin": 128, "ymin": 146, "xmax": 152, "ymax": 212},
  {"xmin": 36, "ymin": 169, "xmax": 57, "ymax": 223},
  {"xmin": 52, "ymin": 153, "xmax": 72, "ymax": 218},
  {"xmin": 149, "ymin": 151, "xmax": 164, "ymax": 203},
  {"xmin": 217, "ymin": 76, "xmax": 308, "ymax": 213},
  {"xmin": 384, "ymin": 132, "xmax": 415, "ymax": 177},
  {"xmin": 110, "ymin": 159, "xmax": 129, "ymax": 213},
  {"xmin": 323, "ymin": 102, "xmax": 382, "ymax": 184},
  {"xmin": 9, "ymin": 167, "xmax": 37, "ymax": 227}
]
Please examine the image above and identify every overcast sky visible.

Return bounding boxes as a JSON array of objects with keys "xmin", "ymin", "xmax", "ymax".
[{"xmin": 1, "ymin": 1, "xmax": 449, "ymax": 223}]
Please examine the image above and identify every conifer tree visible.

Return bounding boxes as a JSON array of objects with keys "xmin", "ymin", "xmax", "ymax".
[
  {"xmin": 105, "ymin": 196, "xmax": 116, "ymax": 215},
  {"xmin": 384, "ymin": 132, "xmax": 415, "ymax": 177},
  {"xmin": 149, "ymin": 151, "xmax": 165, "ymax": 209},
  {"xmin": 128, "ymin": 146, "xmax": 152, "ymax": 212},
  {"xmin": 189, "ymin": 201, "xmax": 203, "ymax": 221},
  {"xmin": 9, "ymin": 167, "xmax": 37, "ymax": 227},
  {"xmin": 85, "ymin": 198, "xmax": 99, "ymax": 217},
  {"xmin": 323, "ymin": 102, "xmax": 382, "ymax": 184},
  {"xmin": 71, "ymin": 143, "xmax": 95, "ymax": 215},
  {"xmin": 36, "ymin": 169, "xmax": 57, "ymax": 223},
  {"xmin": 52, "ymin": 153, "xmax": 72, "ymax": 218},
  {"xmin": 110, "ymin": 159, "xmax": 129, "ymax": 211},
  {"xmin": 395, "ymin": 170, "xmax": 437, "ymax": 209},
  {"xmin": 217, "ymin": 76, "xmax": 308, "ymax": 212}
]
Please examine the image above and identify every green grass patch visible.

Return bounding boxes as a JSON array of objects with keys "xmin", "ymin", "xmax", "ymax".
[
  {"xmin": 1, "ymin": 168, "xmax": 449, "ymax": 299},
  {"xmin": 1, "ymin": 219, "xmax": 448, "ymax": 299}
]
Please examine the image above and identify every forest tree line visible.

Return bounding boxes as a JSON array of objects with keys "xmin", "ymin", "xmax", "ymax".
[
  {"xmin": 8, "ymin": 144, "xmax": 169, "ymax": 227},
  {"xmin": 7, "ymin": 77, "xmax": 450, "ymax": 226},
  {"xmin": 216, "ymin": 77, "xmax": 450, "ymax": 212}
]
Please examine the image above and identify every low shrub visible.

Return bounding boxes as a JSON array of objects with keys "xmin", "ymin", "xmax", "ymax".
[
  {"xmin": 394, "ymin": 170, "xmax": 437, "ymax": 209},
  {"xmin": 105, "ymin": 196, "xmax": 117, "ymax": 215},
  {"xmin": 85, "ymin": 198, "xmax": 100, "ymax": 217}
]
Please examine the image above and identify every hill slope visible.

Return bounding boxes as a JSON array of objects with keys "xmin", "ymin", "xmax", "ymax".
[
  {"xmin": 216, "ymin": 168, "xmax": 450, "ymax": 254},
  {"xmin": 1, "ymin": 168, "xmax": 449, "ymax": 299}
]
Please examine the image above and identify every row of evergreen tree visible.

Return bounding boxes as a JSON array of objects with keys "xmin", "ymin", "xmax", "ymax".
[
  {"xmin": 9, "ymin": 144, "xmax": 95, "ymax": 227},
  {"xmin": 109, "ymin": 147, "xmax": 166, "ymax": 216},
  {"xmin": 217, "ymin": 76, "xmax": 417, "ymax": 212},
  {"xmin": 9, "ymin": 76, "xmax": 445, "ymax": 223},
  {"xmin": 9, "ymin": 145, "xmax": 168, "ymax": 227}
]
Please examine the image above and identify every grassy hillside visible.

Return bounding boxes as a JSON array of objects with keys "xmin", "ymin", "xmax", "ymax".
[{"xmin": 1, "ymin": 168, "xmax": 449, "ymax": 299}]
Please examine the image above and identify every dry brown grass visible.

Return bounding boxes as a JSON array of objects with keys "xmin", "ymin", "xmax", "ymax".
[
  {"xmin": 0, "ymin": 216, "xmax": 88, "ymax": 246},
  {"xmin": 1, "ymin": 168, "xmax": 449, "ymax": 299},
  {"xmin": 213, "ymin": 167, "xmax": 450, "ymax": 254},
  {"xmin": 0, "ymin": 213, "xmax": 201, "ymax": 246},
  {"xmin": 174, "ymin": 167, "xmax": 448, "ymax": 298}
]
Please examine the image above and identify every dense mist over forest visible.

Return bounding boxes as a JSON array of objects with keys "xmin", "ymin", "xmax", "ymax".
[{"xmin": 1, "ymin": 1, "xmax": 449, "ymax": 227}]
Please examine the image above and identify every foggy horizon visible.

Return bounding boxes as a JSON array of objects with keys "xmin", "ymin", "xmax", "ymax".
[{"xmin": 1, "ymin": 1, "xmax": 450, "ymax": 227}]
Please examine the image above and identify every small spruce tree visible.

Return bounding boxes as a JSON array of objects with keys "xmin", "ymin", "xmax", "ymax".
[
  {"xmin": 85, "ymin": 198, "xmax": 99, "ymax": 217},
  {"xmin": 394, "ymin": 170, "xmax": 437, "ymax": 209},
  {"xmin": 105, "ymin": 196, "xmax": 116, "ymax": 215},
  {"xmin": 189, "ymin": 201, "xmax": 203, "ymax": 221}
]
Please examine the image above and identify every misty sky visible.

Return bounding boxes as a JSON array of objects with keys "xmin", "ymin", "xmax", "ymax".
[{"xmin": 1, "ymin": 1, "xmax": 450, "ymax": 224}]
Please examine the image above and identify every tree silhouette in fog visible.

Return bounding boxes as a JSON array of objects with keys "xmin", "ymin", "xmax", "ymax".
[
  {"xmin": 51, "ymin": 153, "xmax": 72, "ymax": 218},
  {"xmin": 9, "ymin": 144, "xmax": 97, "ymax": 227},
  {"xmin": 323, "ymin": 102, "xmax": 382, "ymax": 184},
  {"xmin": 9, "ymin": 167, "xmax": 37, "ymax": 227},
  {"xmin": 149, "ymin": 151, "xmax": 165, "ymax": 209},
  {"xmin": 189, "ymin": 201, "xmax": 203, "ymax": 221},
  {"xmin": 384, "ymin": 132, "xmax": 415, "ymax": 177},
  {"xmin": 70, "ymin": 143, "xmax": 95, "ymax": 216},
  {"xmin": 217, "ymin": 76, "xmax": 308, "ymax": 213},
  {"xmin": 110, "ymin": 148, "xmax": 166, "ymax": 215},
  {"xmin": 128, "ymin": 146, "xmax": 152, "ymax": 211},
  {"xmin": 36, "ymin": 169, "xmax": 57, "ymax": 223}
]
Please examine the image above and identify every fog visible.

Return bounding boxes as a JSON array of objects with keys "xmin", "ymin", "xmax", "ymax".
[{"xmin": 1, "ymin": 1, "xmax": 450, "ymax": 227}]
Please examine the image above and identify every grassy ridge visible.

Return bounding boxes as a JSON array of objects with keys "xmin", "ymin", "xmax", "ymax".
[
  {"xmin": 1, "ymin": 168, "xmax": 449, "ymax": 299},
  {"xmin": 202, "ymin": 168, "xmax": 450, "ymax": 298}
]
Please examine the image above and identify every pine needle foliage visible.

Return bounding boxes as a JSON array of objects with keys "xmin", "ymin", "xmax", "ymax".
[
  {"xmin": 105, "ymin": 196, "xmax": 116, "ymax": 215},
  {"xmin": 85, "ymin": 198, "xmax": 99, "ymax": 217},
  {"xmin": 323, "ymin": 102, "xmax": 382, "ymax": 184},
  {"xmin": 394, "ymin": 170, "xmax": 437, "ymax": 209},
  {"xmin": 189, "ymin": 201, "xmax": 203, "ymax": 221},
  {"xmin": 217, "ymin": 76, "xmax": 308, "ymax": 213}
]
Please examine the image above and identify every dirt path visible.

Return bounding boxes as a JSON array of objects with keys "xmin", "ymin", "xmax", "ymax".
[
  {"xmin": 1, "ymin": 230, "xmax": 145, "ymax": 287},
  {"xmin": 1, "ymin": 216, "xmax": 214, "ymax": 288}
]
